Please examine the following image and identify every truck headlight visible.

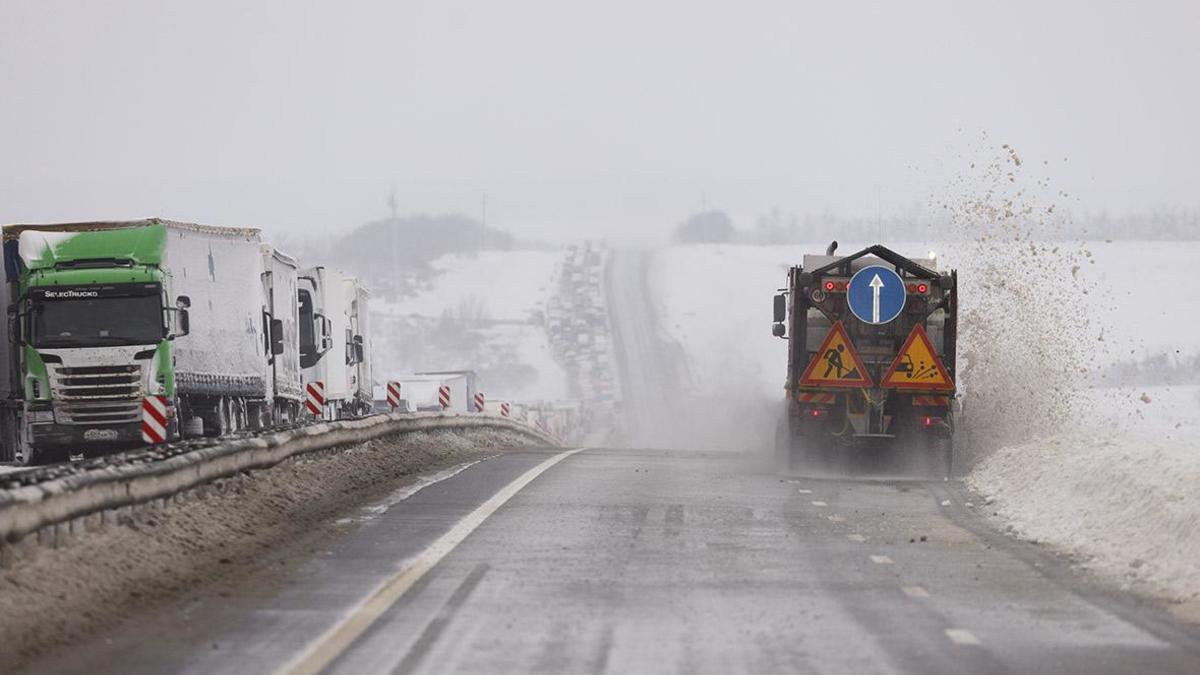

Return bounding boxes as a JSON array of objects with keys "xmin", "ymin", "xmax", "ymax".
[{"xmin": 28, "ymin": 410, "xmax": 55, "ymax": 424}]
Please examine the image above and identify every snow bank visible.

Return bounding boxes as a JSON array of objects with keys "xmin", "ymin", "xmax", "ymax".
[{"xmin": 968, "ymin": 386, "xmax": 1200, "ymax": 602}]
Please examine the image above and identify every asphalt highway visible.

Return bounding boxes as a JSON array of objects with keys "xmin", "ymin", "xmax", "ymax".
[{"xmin": 23, "ymin": 446, "xmax": 1200, "ymax": 674}]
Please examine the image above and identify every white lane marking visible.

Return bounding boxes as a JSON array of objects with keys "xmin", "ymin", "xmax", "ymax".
[
  {"xmin": 334, "ymin": 458, "xmax": 490, "ymax": 525},
  {"xmin": 811, "ymin": 501, "xmax": 828, "ymax": 507},
  {"xmin": 902, "ymin": 586, "xmax": 930, "ymax": 598},
  {"xmin": 870, "ymin": 555, "xmax": 893, "ymax": 564},
  {"xmin": 945, "ymin": 629, "xmax": 981, "ymax": 645},
  {"xmin": 827, "ymin": 515, "xmax": 845, "ymax": 522},
  {"xmin": 797, "ymin": 488, "xmax": 812, "ymax": 494},
  {"xmin": 847, "ymin": 534, "xmax": 867, "ymax": 542},
  {"xmin": 276, "ymin": 448, "xmax": 585, "ymax": 675}
]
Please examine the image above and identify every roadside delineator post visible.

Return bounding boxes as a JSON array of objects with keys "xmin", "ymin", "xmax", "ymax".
[
  {"xmin": 386, "ymin": 381, "xmax": 402, "ymax": 409},
  {"xmin": 438, "ymin": 385, "xmax": 451, "ymax": 410},
  {"xmin": 141, "ymin": 396, "xmax": 169, "ymax": 444},
  {"xmin": 500, "ymin": 401, "xmax": 511, "ymax": 417},
  {"xmin": 305, "ymin": 381, "xmax": 325, "ymax": 417},
  {"xmin": 473, "ymin": 392, "xmax": 486, "ymax": 412}
]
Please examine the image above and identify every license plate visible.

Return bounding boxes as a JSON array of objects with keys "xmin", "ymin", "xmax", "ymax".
[{"xmin": 84, "ymin": 428, "xmax": 120, "ymax": 441}]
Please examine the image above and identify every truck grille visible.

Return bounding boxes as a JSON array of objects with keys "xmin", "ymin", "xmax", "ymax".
[{"xmin": 52, "ymin": 365, "xmax": 144, "ymax": 425}]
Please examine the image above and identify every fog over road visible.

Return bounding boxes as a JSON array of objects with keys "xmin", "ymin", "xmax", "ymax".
[
  {"xmin": 605, "ymin": 250, "xmax": 690, "ymax": 448},
  {"xmin": 15, "ymin": 249, "xmax": 1200, "ymax": 674}
]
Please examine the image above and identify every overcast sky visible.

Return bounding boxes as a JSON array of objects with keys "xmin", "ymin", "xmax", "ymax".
[{"xmin": 2, "ymin": 0, "xmax": 1198, "ymax": 242}]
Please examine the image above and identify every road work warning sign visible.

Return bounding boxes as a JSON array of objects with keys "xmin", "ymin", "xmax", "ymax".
[
  {"xmin": 882, "ymin": 324, "xmax": 954, "ymax": 391},
  {"xmin": 799, "ymin": 321, "xmax": 873, "ymax": 388}
]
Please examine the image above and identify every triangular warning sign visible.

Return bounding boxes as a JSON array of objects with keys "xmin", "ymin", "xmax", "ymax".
[
  {"xmin": 799, "ymin": 321, "xmax": 873, "ymax": 388},
  {"xmin": 881, "ymin": 324, "xmax": 955, "ymax": 391}
]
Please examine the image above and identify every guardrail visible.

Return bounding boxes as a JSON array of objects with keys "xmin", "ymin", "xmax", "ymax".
[{"xmin": 0, "ymin": 411, "xmax": 558, "ymax": 545}]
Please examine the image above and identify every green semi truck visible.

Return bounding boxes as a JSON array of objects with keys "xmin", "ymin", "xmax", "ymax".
[{"xmin": 1, "ymin": 219, "xmax": 302, "ymax": 464}]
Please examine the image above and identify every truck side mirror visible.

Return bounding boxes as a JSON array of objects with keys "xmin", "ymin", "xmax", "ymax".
[
  {"xmin": 6, "ymin": 306, "xmax": 21, "ymax": 345},
  {"xmin": 772, "ymin": 323, "xmax": 786, "ymax": 338},
  {"xmin": 773, "ymin": 294, "xmax": 786, "ymax": 323},
  {"xmin": 354, "ymin": 343, "xmax": 364, "ymax": 363},
  {"xmin": 270, "ymin": 318, "xmax": 285, "ymax": 356},
  {"xmin": 174, "ymin": 296, "xmax": 191, "ymax": 337}
]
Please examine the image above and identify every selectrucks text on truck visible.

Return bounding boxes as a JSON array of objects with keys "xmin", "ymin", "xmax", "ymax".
[
  {"xmin": 772, "ymin": 242, "xmax": 959, "ymax": 476},
  {"xmin": 0, "ymin": 219, "xmax": 375, "ymax": 464}
]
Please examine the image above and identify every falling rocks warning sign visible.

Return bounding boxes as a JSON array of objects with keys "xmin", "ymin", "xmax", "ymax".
[{"xmin": 882, "ymin": 324, "xmax": 955, "ymax": 391}]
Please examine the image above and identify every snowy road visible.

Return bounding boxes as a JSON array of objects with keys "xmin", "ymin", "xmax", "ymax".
[
  {"xmin": 22, "ymin": 449, "xmax": 1200, "ymax": 674},
  {"xmin": 605, "ymin": 250, "xmax": 689, "ymax": 447}
]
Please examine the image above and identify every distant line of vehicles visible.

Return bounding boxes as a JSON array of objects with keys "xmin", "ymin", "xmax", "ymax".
[{"xmin": 0, "ymin": 219, "xmax": 373, "ymax": 464}]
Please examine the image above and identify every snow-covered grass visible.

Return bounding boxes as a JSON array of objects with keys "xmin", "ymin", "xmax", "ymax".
[{"xmin": 968, "ymin": 385, "xmax": 1200, "ymax": 603}]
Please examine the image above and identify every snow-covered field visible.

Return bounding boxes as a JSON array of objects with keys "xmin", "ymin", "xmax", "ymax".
[
  {"xmin": 969, "ymin": 385, "xmax": 1200, "ymax": 604},
  {"xmin": 652, "ymin": 240, "xmax": 1200, "ymax": 604},
  {"xmin": 653, "ymin": 240, "xmax": 1200, "ymax": 397},
  {"xmin": 370, "ymin": 250, "xmax": 569, "ymax": 402}
]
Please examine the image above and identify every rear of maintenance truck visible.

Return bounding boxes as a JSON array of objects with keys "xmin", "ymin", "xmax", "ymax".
[{"xmin": 772, "ymin": 243, "xmax": 958, "ymax": 475}]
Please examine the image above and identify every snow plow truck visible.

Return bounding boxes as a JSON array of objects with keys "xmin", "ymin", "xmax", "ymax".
[{"xmin": 772, "ymin": 243, "xmax": 958, "ymax": 475}]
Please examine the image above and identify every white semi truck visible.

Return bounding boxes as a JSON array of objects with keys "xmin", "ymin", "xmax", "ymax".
[
  {"xmin": 299, "ymin": 266, "xmax": 347, "ymax": 419},
  {"xmin": 343, "ymin": 276, "xmax": 373, "ymax": 416}
]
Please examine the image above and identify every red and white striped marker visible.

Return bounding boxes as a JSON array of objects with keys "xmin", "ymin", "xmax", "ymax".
[
  {"xmin": 438, "ymin": 385, "xmax": 451, "ymax": 409},
  {"xmin": 142, "ymin": 395, "xmax": 168, "ymax": 444},
  {"xmin": 473, "ymin": 392, "xmax": 486, "ymax": 412},
  {"xmin": 305, "ymin": 381, "xmax": 325, "ymax": 417},
  {"xmin": 386, "ymin": 381, "xmax": 402, "ymax": 408},
  {"xmin": 500, "ymin": 401, "xmax": 511, "ymax": 417}
]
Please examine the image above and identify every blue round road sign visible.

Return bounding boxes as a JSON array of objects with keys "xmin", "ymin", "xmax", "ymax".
[{"xmin": 847, "ymin": 265, "xmax": 906, "ymax": 325}]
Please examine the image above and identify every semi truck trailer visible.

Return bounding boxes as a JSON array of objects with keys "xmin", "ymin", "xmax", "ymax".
[
  {"xmin": 261, "ymin": 245, "xmax": 303, "ymax": 424},
  {"xmin": 772, "ymin": 243, "xmax": 958, "ymax": 475},
  {"xmin": 0, "ymin": 219, "xmax": 293, "ymax": 463}
]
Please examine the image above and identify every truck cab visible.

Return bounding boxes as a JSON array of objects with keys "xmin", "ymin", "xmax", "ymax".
[{"xmin": 3, "ymin": 225, "xmax": 189, "ymax": 463}]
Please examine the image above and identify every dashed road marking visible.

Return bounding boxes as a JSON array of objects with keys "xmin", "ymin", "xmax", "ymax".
[
  {"xmin": 827, "ymin": 514, "xmax": 845, "ymax": 522},
  {"xmin": 797, "ymin": 488, "xmax": 812, "ymax": 494},
  {"xmin": 275, "ymin": 448, "xmax": 586, "ymax": 675},
  {"xmin": 811, "ymin": 501, "xmax": 828, "ymax": 507},
  {"xmin": 870, "ymin": 555, "xmax": 893, "ymax": 564},
  {"xmin": 945, "ymin": 629, "xmax": 980, "ymax": 645},
  {"xmin": 847, "ymin": 534, "xmax": 867, "ymax": 542},
  {"xmin": 902, "ymin": 585, "xmax": 930, "ymax": 598}
]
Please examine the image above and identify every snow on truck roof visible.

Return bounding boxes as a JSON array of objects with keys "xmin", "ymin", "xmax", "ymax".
[{"xmin": 2, "ymin": 218, "xmax": 260, "ymax": 242}]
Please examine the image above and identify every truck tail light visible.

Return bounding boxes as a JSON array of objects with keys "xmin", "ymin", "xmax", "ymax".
[
  {"xmin": 803, "ymin": 407, "xmax": 829, "ymax": 419},
  {"xmin": 922, "ymin": 416, "xmax": 943, "ymax": 428},
  {"xmin": 824, "ymin": 281, "xmax": 835, "ymax": 292},
  {"xmin": 917, "ymin": 283, "xmax": 928, "ymax": 294}
]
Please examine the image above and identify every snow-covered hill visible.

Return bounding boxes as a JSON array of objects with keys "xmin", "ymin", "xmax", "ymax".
[{"xmin": 369, "ymin": 250, "xmax": 569, "ymax": 402}]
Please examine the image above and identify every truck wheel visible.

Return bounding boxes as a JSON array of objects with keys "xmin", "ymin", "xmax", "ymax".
[
  {"xmin": 774, "ymin": 415, "xmax": 790, "ymax": 468},
  {"xmin": 935, "ymin": 437, "xmax": 953, "ymax": 479},
  {"xmin": 788, "ymin": 433, "xmax": 812, "ymax": 472}
]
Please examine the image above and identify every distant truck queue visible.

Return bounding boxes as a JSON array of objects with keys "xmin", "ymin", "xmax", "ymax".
[{"xmin": 0, "ymin": 219, "xmax": 373, "ymax": 464}]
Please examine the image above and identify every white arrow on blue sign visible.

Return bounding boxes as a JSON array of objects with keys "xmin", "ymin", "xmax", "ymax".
[{"xmin": 847, "ymin": 265, "xmax": 906, "ymax": 325}]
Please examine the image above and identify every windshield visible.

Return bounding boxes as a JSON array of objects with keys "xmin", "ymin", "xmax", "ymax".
[{"xmin": 30, "ymin": 286, "xmax": 165, "ymax": 348}]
